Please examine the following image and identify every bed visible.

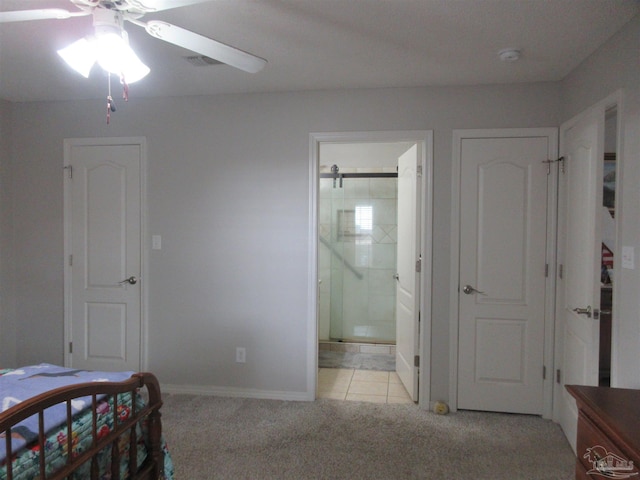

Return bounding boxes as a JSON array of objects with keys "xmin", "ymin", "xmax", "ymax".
[{"xmin": 0, "ymin": 364, "xmax": 174, "ymax": 479}]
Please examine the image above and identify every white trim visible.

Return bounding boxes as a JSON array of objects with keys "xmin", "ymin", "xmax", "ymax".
[
  {"xmin": 306, "ymin": 134, "xmax": 319, "ymax": 401},
  {"xmin": 63, "ymin": 143, "xmax": 71, "ymax": 368},
  {"xmin": 63, "ymin": 136, "xmax": 148, "ymax": 371},
  {"xmin": 139, "ymin": 138, "xmax": 149, "ymax": 371},
  {"xmin": 309, "ymin": 130, "xmax": 433, "ymax": 408},
  {"xmin": 609, "ymin": 91, "xmax": 624, "ymax": 389},
  {"xmin": 450, "ymin": 128, "xmax": 558, "ymax": 417},
  {"xmin": 449, "ymin": 134, "xmax": 462, "ymax": 413},
  {"xmin": 542, "ymin": 130, "xmax": 559, "ymax": 420},
  {"xmin": 560, "ymin": 90, "xmax": 622, "ymax": 134},
  {"xmin": 419, "ymin": 131, "xmax": 434, "ymax": 407}
]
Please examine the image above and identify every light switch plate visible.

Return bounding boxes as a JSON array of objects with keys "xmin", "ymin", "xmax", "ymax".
[
  {"xmin": 152, "ymin": 235, "xmax": 162, "ymax": 250},
  {"xmin": 621, "ymin": 246, "xmax": 635, "ymax": 269}
]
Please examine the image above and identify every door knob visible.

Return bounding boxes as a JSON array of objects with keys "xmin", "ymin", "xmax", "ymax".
[
  {"xmin": 462, "ymin": 284, "xmax": 485, "ymax": 295},
  {"xmin": 119, "ymin": 276, "xmax": 137, "ymax": 285},
  {"xmin": 572, "ymin": 305, "xmax": 592, "ymax": 318}
]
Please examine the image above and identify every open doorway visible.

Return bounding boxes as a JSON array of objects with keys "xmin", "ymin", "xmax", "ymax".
[
  {"xmin": 554, "ymin": 91, "xmax": 622, "ymax": 452},
  {"xmin": 309, "ymin": 131, "xmax": 432, "ymax": 407},
  {"xmin": 599, "ymin": 106, "xmax": 618, "ymax": 386}
]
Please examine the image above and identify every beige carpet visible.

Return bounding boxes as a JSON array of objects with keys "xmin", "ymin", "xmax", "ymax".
[{"xmin": 160, "ymin": 394, "xmax": 574, "ymax": 479}]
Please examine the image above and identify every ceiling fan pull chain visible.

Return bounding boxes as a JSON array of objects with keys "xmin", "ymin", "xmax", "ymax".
[
  {"xmin": 120, "ymin": 74, "xmax": 129, "ymax": 102},
  {"xmin": 106, "ymin": 73, "xmax": 116, "ymax": 124},
  {"xmin": 106, "ymin": 73, "xmax": 111, "ymax": 124}
]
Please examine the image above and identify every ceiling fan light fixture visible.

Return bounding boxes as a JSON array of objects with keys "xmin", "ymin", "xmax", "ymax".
[
  {"xmin": 57, "ymin": 37, "xmax": 96, "ymax": 78},
  {"xmin": 5, "ymin": 0, "xmax": 267, "ymax": 122},
  {"xmin": 57, "ymin": 11, "xmax": 150, "ymax": 84},
  {"xmin": 94, "ymin": 30, "xmax": 150, "ymax": 83}
]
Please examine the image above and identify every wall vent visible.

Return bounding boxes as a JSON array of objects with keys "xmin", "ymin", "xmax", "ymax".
[{"xmin": 183, "ymin": 55, "xmax": 223, "ymax": 67}]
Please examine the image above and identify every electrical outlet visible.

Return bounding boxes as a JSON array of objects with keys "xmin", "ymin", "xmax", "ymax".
[
  {"xmin": 622, "ymin": 246, "xmax": 635, "ymax": 269},
  {"xmin": 236, "ymin": 347, "xmax": 246, "ymax": 363}
]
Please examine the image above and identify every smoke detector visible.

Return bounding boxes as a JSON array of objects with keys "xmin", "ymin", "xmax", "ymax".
[{"xmin": 498, "ymin": 48, "xmax": 521, "ymax": 62}]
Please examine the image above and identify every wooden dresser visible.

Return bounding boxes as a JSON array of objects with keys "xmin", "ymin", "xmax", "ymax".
[{"xmin": 567, "ymin": 385, "xmax": 640, "ymax": 479}]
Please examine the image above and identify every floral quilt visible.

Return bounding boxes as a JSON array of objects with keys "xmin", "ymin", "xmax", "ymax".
[{"xmin": 0, "ymin": 364, "xmax": 174, "ymax": 479}]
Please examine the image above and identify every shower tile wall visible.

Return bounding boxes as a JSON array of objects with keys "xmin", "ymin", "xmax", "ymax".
[{"xmin": 319, "ymin": 168, "xmax": 397, "ymax": 343}]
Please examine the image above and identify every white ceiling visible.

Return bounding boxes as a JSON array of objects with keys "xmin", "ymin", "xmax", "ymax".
[{"xmin": 0, "ymin": 0, "xmax": 638, "ymax": 102}]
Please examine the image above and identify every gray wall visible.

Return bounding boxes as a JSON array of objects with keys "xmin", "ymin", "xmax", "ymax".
[
  {"xmin": 5, "ymin": 9, "xmax": 639, "ymax": 401},
  {"xmin": 560, "ymin": 14, "xmax": 640, "ymax": 387},
  {"xmin": 0, "ymin": 99, "xmax": 16, "ymax": 366},
  {"xmin": 3, "ymin": 83, "xmax": 560, "ymax": 401}
]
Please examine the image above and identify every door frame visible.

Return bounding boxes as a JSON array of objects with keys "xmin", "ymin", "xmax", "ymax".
[
  {"xmin": 63, "ymin": 136, "xmax": 148, "ymax": 371},
  {"xmin": 308, "ymin": 130, "xmax": 433, "ymax": 407},
  {"xmin": 449, "ymin": 128, "xmax": 559, "ymax": 418}
]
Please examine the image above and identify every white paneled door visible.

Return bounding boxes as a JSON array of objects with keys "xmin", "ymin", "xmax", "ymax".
[
  {"xmin": 64, "ymin": 138, "xmax": 145, "ymax": 372},
  {"xmin": 556, "ymin": 105, "xmax": 604, "ymax": 452},
  {"xmin": 456, "ymin": 131, "xmax": 555, "ymax": 414},
  {"xmin": 395, "ymin": 144, "xmax": 420, "ymax": 402}
]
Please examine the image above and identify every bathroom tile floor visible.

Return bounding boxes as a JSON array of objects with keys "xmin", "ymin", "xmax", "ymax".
[{"xmin": 317, "ymin": 368, "xmax": 413, "ymax": 404}]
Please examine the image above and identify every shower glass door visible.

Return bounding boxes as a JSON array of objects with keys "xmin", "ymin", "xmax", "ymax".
[{"xmin": 318, "ymin": 170, "xmax": 397, "ymax": 343}]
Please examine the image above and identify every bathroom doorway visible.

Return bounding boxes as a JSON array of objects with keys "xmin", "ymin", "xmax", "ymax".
[{"xmin": 310, "ymin": 131, "xmax": 432, "ymax": 406}]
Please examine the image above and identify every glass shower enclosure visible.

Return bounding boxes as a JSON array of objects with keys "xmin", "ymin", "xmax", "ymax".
[{"xmin": 318, "ymin": 165, "xmax": 398, "ymax": 343}]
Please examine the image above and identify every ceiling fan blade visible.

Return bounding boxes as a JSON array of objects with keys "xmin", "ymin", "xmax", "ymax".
[
  {"xmin": 144, "ymin": 20, "xmax": 266, "ymax": 73},
  {"xmin": 128, "ymin": 0, "xmax": 216, "ymax": 13},
  {"xmin": 0, "ymin": 8, "xmax": 84, "ymax": 23}
]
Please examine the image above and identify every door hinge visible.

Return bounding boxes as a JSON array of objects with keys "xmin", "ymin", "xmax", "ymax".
[
  {"xmin": 414, "ymin": 355, "xmax": 420, "ymax": 367},
  {"xmin": 558, "ymin": 264, "xmax": 563, "ymax": 279},
  {"xmin": 69, "ymin": 342, "xmax": 73, "ymax": 354},
  {"xmin": 68, "ymin": 254, "xmax": 73, "ymax": 267},
  {"xmin": 417, "ymin": 165, "xmax": 423, "ymax": 177},
  {"xmin": 556, "ymin": 369, "xmax": 561, "ymax": 384},
  {"xmin": 415, "ymin": 256, "xmax": 422, "ymax": 273},
  {"xmin": 545, "ymin": 264, "xmax": 549, "ymax": 278},
  {"xmin": 64, "ymin": 165, "xmax": 72, "ymax": 179},
  {"xmin": 543, "ymin": 365, "xmax": 547, "ymax": 380}
]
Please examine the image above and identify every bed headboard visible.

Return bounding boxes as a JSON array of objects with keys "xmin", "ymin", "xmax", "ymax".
[{"xmin": 0, "ymin": 372, "xmax": 164, "ymax": 480}]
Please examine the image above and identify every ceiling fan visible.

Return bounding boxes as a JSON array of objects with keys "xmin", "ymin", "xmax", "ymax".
[{"xmin": 0, "ymin": 0, "xmax": 267, "ymax": 81}]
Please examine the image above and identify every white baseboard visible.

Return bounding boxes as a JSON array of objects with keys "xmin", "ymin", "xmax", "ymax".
[{"xmin": 162, "ymin": 383, "xmax": 313, "ymax": 402}]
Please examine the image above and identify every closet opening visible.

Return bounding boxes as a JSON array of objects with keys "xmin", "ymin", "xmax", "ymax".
[{"xmin": 599, "ymin": 106, "xmax": 617, "ymax": 387}]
